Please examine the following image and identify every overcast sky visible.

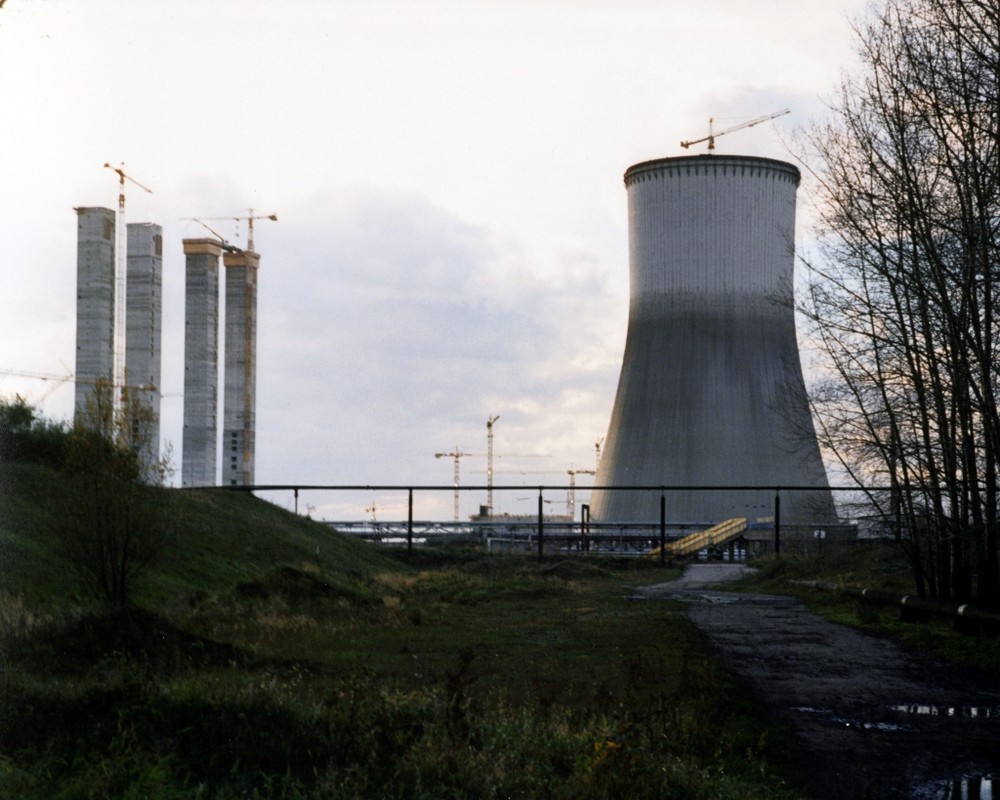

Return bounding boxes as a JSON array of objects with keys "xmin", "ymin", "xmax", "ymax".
[{"xmin": 0, "ymin": 0, "xmax": 867, "ymax": 521}]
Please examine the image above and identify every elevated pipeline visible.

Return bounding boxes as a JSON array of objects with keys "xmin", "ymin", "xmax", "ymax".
[{"xmin": 795, "ymin": 581, "xmax": 1000, "ymax": 631}]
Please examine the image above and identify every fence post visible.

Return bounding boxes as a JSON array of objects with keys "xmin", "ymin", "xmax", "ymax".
[
  {"xmin": 581, "ymin": 503, "xmax": 590, "ymax": 552},
  {"xmin": 659, "ymin": 492, "xmax": 666, "ymax": 565},
  {"xmin": 774, "ymin": 489, "xmax": 781, "ymax": 557},
  {"xmin": 538, "ymin": 488, "xmax": 545, "ymax": 562},
  {"xmin": 407, "ymin": 488, "xmax": 414, "ymax": 556}
]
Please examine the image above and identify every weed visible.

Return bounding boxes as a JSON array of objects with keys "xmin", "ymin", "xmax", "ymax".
[{"xmin": 2, "ymin": 464, "xmax": 804, "ymax": 798}]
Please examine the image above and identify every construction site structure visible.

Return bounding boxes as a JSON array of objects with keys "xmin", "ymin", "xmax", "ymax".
[
  {"xmin": 486, "ymin": 415, "xmax": 499, "ymax": 515},
  {"xmin": 181, "ymin": 239, "xmax": 222, "ymax": 487},
  {"xmin": 566, "ymin": 468, "xmax": 596, "ymax": 521},
  {"xmin": 192, "ymin": 211, "xmax": 277, "ymax": 253},
  {"xmin": 648, "ymin": 517, "xmax": 750, "ymax": 559},
  {"xmin": 591, "ymin": 154, "xmax": 835, "ymax": 524},
  {"xmin": 680, "ymin": 109, "xmax": 790, "ymax": 151},
  {"xmin": 2, "ymin": 367, "xmax": 155, "ymax": 409},
  {"xmin": 223, "ymin": 248, "xmax": 259, "ymax": 486},
  {"xmin": 435, "ymin": 448, "xmax": 477, "ymax": 522},
  {"xmin": 125, "ymin": 222, "xmax": 163, "ymax": 478},
  {"xmin": 73, "ymin": 207, "xmax": 116, "ymax": 426},
  {"xmin": 103, "ymin": 163, "xmax": 152, "ymax": 404}
]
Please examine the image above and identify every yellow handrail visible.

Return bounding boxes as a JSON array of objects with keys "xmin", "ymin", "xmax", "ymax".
[{"xmin": 649, "ymin": 517, "xmax": 748, "ymax": 558}]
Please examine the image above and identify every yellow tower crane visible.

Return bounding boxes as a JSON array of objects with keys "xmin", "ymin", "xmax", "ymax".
[
  {"xmin": 435, "ymin": 448, "xmax": 482, "ymax": 522},
  {"xmin": 103, "ymin": 162, "xmax": 153, "ymax": 406},
  {"xmin": 192, "ymin": 210, "xmax": 278, "ymax": 253},
  {"xmin": 566, "ymin": 468, "xmax": 596, "ymax": 521},
  {"xmin": 680, "ymin": 108, "xmax": 790, "ymax": 151},
  {"xmin": 486, "ymin": 415, "xmax": 500, "ymax": 516},
  {"xmin": 0, "ymin": 367, "xmax": 156, "ymax": 404}
]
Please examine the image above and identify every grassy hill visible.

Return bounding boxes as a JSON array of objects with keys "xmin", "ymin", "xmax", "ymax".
[
  {"xmin": 0, "ymin": 457, "xmax": 806, "ymax": 800},
  {"xmin": 0, "ymin": 460, "xmax": 396, "ymax": 611}
]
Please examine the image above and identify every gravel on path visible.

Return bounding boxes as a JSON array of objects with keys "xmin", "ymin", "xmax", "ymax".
[{"xmin": 638, "ymin": 564, "xmax": 1000, "ymax": 799}]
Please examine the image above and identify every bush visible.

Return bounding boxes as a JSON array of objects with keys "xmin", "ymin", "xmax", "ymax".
[{"xmin": 0, "ymin": 396, "xmax": 67, "ymax": 469}]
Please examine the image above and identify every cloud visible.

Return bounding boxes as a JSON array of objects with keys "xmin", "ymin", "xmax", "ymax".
[{"xmin": 241, "ymin": 187, "xmax": 625, "ymax": 518}]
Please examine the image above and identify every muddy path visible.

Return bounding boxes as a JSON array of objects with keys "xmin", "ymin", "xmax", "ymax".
[{"xmin": 638, "ymin": 565, "xmax": 1000, "ymax": 799}]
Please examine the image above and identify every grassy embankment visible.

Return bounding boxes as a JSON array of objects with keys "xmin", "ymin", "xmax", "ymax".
[
  {"xmin": 0, "ymin": 461, "xmax": 804, "ymax": 800},
  {"xmin": 735, "ymin": 542, "xmax": 1000, "ymax": 679}
]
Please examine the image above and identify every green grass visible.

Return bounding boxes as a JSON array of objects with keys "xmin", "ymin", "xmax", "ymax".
[
  {"xmin": 0, "ymin": 461, "xmax": 804, "ymax": 799},
  {"xmin": 0, "ymin": 461, "xmax": 395, "ymax": 611},
  {"xmin": 733, "ymin": 542, "xmax": 1000, "ymax": 679},
  {"xmin": 1, "ymin": 564, "xmax": 801, "ymax": 799}
]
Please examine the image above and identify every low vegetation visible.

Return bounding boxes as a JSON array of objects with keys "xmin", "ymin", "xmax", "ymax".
[
  {"xmin": 1, "ymin": 400, "xmax": 803, "ymax": 799},
  {"xmin": 737, "ymin": 542, "xmax": 1000, "ymax": 679}
]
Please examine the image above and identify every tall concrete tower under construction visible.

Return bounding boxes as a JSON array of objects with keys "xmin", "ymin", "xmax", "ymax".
[
  {"xmin": 73, "ymin": 207, "xmax": 116, "ymax": 427},
  {"xmin": 125, "ymin": 222, "xmax": 163, "ymax": 478},
  {"xmin": 223, "ymin": 249, "xmax": 259, "ymax": 486},
  {"xmin": 590, "ymin": 154, "xmax": 835, "ymax": 524},
  {"xmin": 181, "ymin": 239, "xmax": 221, "ymax": 488}
]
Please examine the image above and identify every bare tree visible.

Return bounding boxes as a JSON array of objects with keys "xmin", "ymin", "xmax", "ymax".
[
  {"xmin": 801, "ymin": 0, "xmax": 1000, "ymax": 604},
  {"xmin": 63, "ymin": 380, "xmax": 173, "ymax": 608}
]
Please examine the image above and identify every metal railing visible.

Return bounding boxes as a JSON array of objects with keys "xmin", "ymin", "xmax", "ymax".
[{"xmin": 190, "ymin": 482, "xmax": 849, "ymax": 561}]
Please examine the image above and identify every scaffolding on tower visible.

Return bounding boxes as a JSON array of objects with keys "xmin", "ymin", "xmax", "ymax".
[{"xmin": 103, "ymin": 162, "xmax": 152, "ymax": 410}]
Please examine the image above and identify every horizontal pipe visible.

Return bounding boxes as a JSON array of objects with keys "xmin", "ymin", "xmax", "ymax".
[
  {"xmin": 191, "ymin": 483, "xmax": 887, "ymax": 493},
  {"xmin": 798, "ymin": 581, "xmax": 1000, "ymax": 625}
]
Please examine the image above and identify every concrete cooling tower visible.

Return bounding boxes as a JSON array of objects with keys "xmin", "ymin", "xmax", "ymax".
[{"xmin": 590, "ymin": 154, "xmax": 835, "ymax": 524}]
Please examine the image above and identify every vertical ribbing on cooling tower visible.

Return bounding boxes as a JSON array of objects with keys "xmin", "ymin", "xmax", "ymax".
[
  {"xmin": 181, "ymin": 239, "xmax": 221, "ymax": 488},
  {"xmin": 590, "ymin": 155, "xmax": 834, "ymax": 524}
]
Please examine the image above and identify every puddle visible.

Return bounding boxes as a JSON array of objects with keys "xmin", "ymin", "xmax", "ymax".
[
  {"xmin": 890, "ymin": 703, "xmax": 999, "ymax": 719},
  {"xmin": 912, "ymin": 775, "xmax": 994, "ymax": 799},
  {"xmin": 790, "ymin": 705, "xmax": 911, "ymax": 732},
  {"xmin": 629, "ymin": 591, "xmax": 741, "ymax": 604}
]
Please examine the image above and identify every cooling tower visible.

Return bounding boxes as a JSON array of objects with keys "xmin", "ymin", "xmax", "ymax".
[
  {"xmin": 222, "ymin": 249, "xmax": 259, "ymax": 487},
  {"xmin": 181, "ymin": 238, "xmax": 221, "ymax": 488},
  {"xmin": 590, "ymin": 155, "xmax": 834, "ymax": 524},
  {"xmin": 73, "ymin": 207, "xmax": 116, "ymax": 427}
]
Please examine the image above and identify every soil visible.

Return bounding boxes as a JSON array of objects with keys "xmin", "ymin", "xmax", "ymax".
[{"xmin": 637, "ymin": 565, "xmax": 1000, "ymax": 799}]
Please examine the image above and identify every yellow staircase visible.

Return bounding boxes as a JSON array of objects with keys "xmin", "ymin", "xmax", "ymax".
[{"xmin": 650, "ymin": 517, "xmax": 748, "ymax": 559}]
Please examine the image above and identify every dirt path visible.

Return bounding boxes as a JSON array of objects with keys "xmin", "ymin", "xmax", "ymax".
[{"xmin": 638, "ymin": 565, "xmax": 1000, "ymax": 799}]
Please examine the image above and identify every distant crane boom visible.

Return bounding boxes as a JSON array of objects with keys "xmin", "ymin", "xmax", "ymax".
[
  {"xmin": 0, "ymin": 367, "xmax": 157, "ymax": 404},
  {"xmin": 180, "ymin": 218, "xmax": 243, "ymax": 252},
  {"xmin": 192, "ymin": 210, "xmax": 277, "ymax": 252},
  {"xmin": 566, "ymin": 468, "xmax": 596, "ymax": 521},
  {"xmin": 435, "ymin": 448, "xmax": 480, "ymax": 522},
  {"xmin": 436, "ymin": 441, "xmax": 549, "ymax": 521},
  {"xmin": 680, "ymin": 108, "xmax": 790, "ymax": 151}
]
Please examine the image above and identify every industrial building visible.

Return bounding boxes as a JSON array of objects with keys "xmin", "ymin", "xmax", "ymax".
[
  {"xmin": 180, "ymin": 235, "xmax": 263, "ymax": 488},
  {"xmin": 222, "ymin": 249, "xmax": 259, "ymax": 486},
  {"xmin": 124, "ymin": 222, "xmax": 163, "ymax": 477},
  {"xmin": 181, "ymin": 239, "xmax": 222, "ymax": 488},
  {"xmin": 73, "ymin": 207, "xmax": 116, "ymax": 428},
  {"xmin": 590, "ymin": 154, "xmax": 836, "ymax": 524},
  {"xmin": 73, "ymin": 199, "xmax": 265, "ymax": 489}
]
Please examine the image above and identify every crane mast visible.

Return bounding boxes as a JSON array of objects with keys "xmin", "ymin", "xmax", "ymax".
[
  {"xmin": 486, "ymin": 415, "xmax": 500, "ymax": 517},
  {"xmin": 104, "ymin": 162, "xmax": 153, "ymax": 407},
  {"xmin": 566, "ymin": 468, "xmax": 596, "ymax": 521},
  {"xmin": 435, "ymin": 448, "xmax": 480, "ymax": 522},
  {"xmin": 680, "ymin": 108, "xmax": 790, "ymax": 151}
]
